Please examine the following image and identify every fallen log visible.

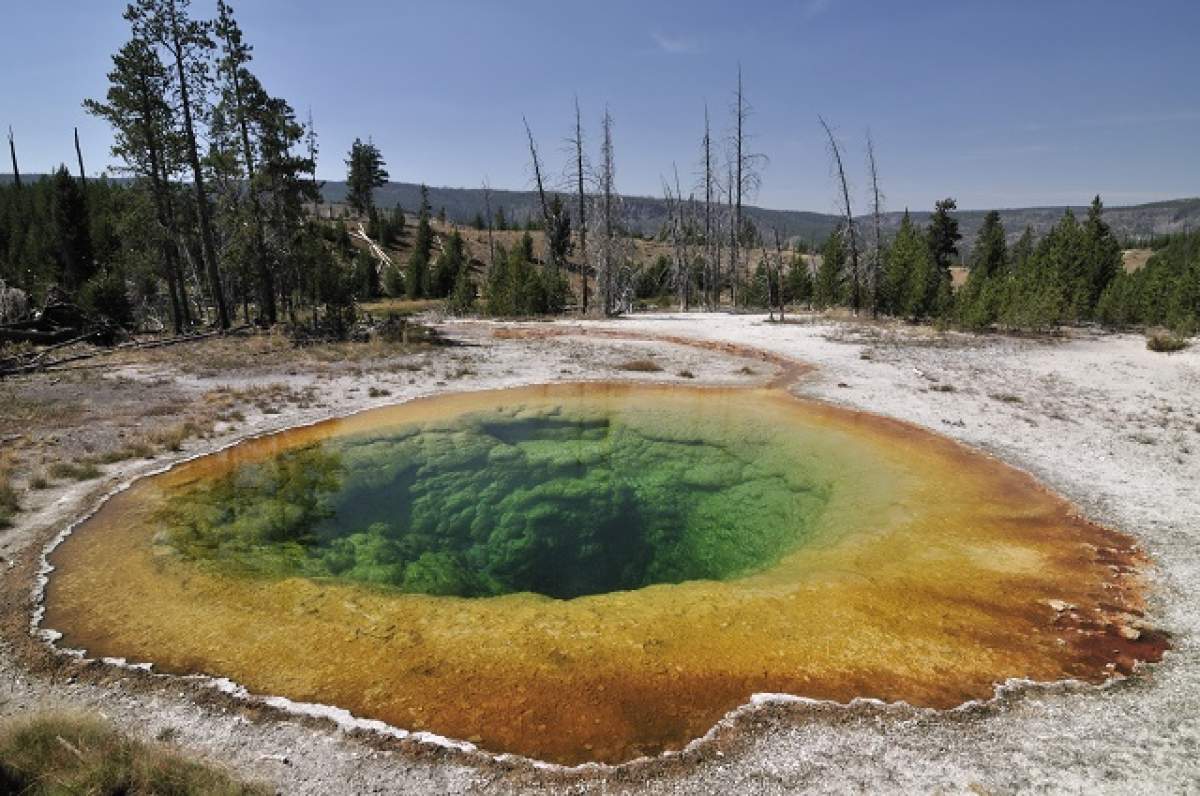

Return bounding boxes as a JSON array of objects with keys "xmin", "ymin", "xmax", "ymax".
[{"xmin": 0, "ymin": 325, "xmax": 250, "ymax": 378}]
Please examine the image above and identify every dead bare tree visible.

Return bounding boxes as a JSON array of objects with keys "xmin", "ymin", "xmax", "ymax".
[
  {"xmin": 568, "ymin": 97, "xmax": 590, "ymax": 313},
  {"xmin": 725, "ymin": 159, "xmax": 736, "ymax": 303},
  {"xmin": 592, "ymin": 108, "xmax": 630, "ymax": 315},
  {"xmin": 730, "ymin": 65, "xmax": 767, "ymax": 307},
  {"xmin": 772, "ymin": 227, "xmax": 786, "ymax": 322},
  {"xmin": 7, "ymin": 127, "xmax": 20, "ymax": 189},
  {"xmin": 481, "ymin": 177, "xmax": 496, "ymax": 272},
  {"xmin": 698, "ymin": 105, "xmax": 717, "ymax": 308},
  {"xmin": 522, "ymin": 116, "xmax": 555, "ymax": 274},
  {"xmin": 675, "ymin": 164, "xmax": 692, "ymax": 310},
  {"xmin": 819, "ymin": 115, "xmax": 862, "ymax": 313},
  {"xmin": 661, "ymin": 164, "xmax": 690, "ymax": 311},
  {"xmin": 865, "ymin": 130, "xmax": 884, "ymax": 318},
  {"xmin": 73, "ymin": 127, "xmax": 87, "ymax": 184}
]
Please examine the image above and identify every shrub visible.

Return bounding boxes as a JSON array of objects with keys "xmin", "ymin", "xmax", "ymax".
[
  {"xmin": 617, "ymin": 358, "xmax": 663, "ymax": 373},
  {"xmin": 80, "ymin": 269, "xmax": 134, "ymax": 327},
  {"xmin": 1146, "ymin": 330, "xmax": 1188, "ymax": 353},
  {"xmin": 0, "ymin": 463, "xmax": 18, "ymax": 529}
]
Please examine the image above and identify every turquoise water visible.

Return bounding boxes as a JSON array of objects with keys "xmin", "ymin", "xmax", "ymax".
[{"xmin": 161, "ymin": 403, "xmax": 831, "ymax": 599}]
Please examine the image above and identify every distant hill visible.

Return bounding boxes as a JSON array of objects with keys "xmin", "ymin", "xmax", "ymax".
[
  {"xmin": 319, "ymin": 180, "xmax": 1200, "ymax": 250},
  {"xmin": 876, "ymin": 198, "xmax": 1200, "ymax": 248},
  {"xmin": 5, "ymin": 173, "xmax": 1197, "ymax": 250},
  {"xmin": 317, "ymin": 181, "xmax": 844, "ymax": 243}
]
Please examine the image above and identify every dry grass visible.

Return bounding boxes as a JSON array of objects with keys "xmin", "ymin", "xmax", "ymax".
[
  {"xmin": 0, "ymin": 393, "xmax": 83, "ymax": 436},
  {"xmin": 0, "ymin": 454, "xmax": 18, "ymax": 529},
  {"xmin": 48, "ymin": 461, "xmax": 102, "ymax": 482},
  {"xmin": 94, "ymin": 439, "xmax": 157, "ymax": 464},
  {"xmin": 1147, "ymin": 330, "xmax": 1188, "ymax": 353},
  {"xmin": 616, "ymin": 358, "xmax": 663, "ymax": 373},
  {"xmin": 0, "ymin": 712, "xmax": 269, "ymax": 796},
  {"xmin": 358, "ymin": 298, "xmax": 442, "ymax": 316}
]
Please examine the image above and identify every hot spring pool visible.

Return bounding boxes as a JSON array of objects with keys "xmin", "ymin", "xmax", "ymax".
[{"xmin": 41, "ymin": 383, "xmax": 1162, "ymax": 765}]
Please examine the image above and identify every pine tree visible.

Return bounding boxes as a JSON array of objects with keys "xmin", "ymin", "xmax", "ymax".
[
  {"xmin": 405, "ymin": 185, "xmax": 434, "ymax": 299},
  {"xmin": 969, "ymin": 211, "xmax": 1007, "ymax": 280},
  {"xmin": 125, "ymin": 0, "xmax": 231, "ymax": 329},
  {"xmin": 881, "ymin": 211, "xmax": 931, "ymax": 319},
  {"xmin": 345, "ymin": 138, "xmax": 388, "ymax": 217},
  {"xmin": 957, "ymin": 210, "xmax": 1008, "ymax": 329},
  {"xmin": 432, "ymin": 229, "xmax": 465, "ymax": 298},
  {"xmin": 215, "ymin": 0, "xmax": 276, "ymax": 323},
  {"xmin": 920, "ymin": 199, "xmax": 960, "ymax": 319},
  {"xmin": 84, "ymin": 36, "xmax": 189, "ymax": 331},
  {"xmin": 814, "ymin": 228, "xmax": 847, "ymax": 310},
  {"xmin": 784, "ymin": 248, "xmax": 813, "ymax": 306},
  {"xmin": 547, "ymin": 194, "xmax": 573, "ymax": 268},
  {"xmin": 50, "ymin": 167, "xmax": 96, "ymax": 291},
  {"xmin": 1082, "ymin": 195, "xmax": 1122, "ymax": 316}
]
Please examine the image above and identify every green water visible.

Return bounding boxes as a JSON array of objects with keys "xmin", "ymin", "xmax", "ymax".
[{"xmin": 161, "ymin": 403, "xmax": 831, "ymax": 599}]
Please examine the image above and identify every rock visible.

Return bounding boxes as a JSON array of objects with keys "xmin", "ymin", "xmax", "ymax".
[
  {"xmin": 1118, "ymin": 626, "xmax": 1142, "ymax": 641},
  {"xmin": 1045, "ymin": 599, "xmax": 1074, "ymax": 612}
]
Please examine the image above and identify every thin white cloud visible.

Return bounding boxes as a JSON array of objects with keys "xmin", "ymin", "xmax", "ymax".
[{"xmin": 651, "ymin": 32, "xmax": 700, "ymax": 54}]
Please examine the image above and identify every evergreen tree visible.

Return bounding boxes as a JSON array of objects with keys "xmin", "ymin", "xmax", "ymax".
[
  {"xmin": 547, "ymin": 194, "xmax": 573, "ymax": 271},
  {"xmin": 125, "ymin": 0, "xmax": 231, "ymax": 329},
  {"xmin": 969, "ymin": 210, "xmax": 1008, "ymax": 280},
  {"xmin": 881, "ymin": 211, "xmax": 919, "ymax": 315},
  {"xmin": 85, "ymin": 36, "xmax": 189, "ymax": 332},
  {"xmin": 345, "ymin": 138, "xmax": 388, "ymax": 217},
  {"xmin": 915, "ymin": 199, "xmax": 959, "ymax": 319},
  {"xmin": 50, "ymin": 167, "xmax": 96, "ymax": 291},
  {"xmin": 814, "ymin": 228, "xmax": 847, "ymax": 309},
  {"xmin": 1082, "ymin": 195, "xmax": 1122, "ymax": 315},
  {"xmin": 927, "ymin": 198, "xmax": 962, "ymax": 275},
  {"xmin": 957, "ymin": 210, "xmax": 1008, "ymax": 329},
  {"xmin": 432, "ymin": 229, "xmax": 465, "ymax": 298},
  {"xmin": 784, "ymin": 248, "xmax": 813, "ymax": 306},
  {"xmin": 406, "ymin": 186, "xmax": 433, "ymax": 299},
  {"xmin": 447, "ymin": 261, "xmax": 476, "ymax": 314}
]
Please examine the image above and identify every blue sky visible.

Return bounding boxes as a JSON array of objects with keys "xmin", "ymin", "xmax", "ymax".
[{"xmin": 2, "ymin": 0, "xmax": 1198, "ymax": 212}]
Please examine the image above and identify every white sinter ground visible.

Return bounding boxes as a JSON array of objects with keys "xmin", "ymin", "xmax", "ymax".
[{"xmin": 2, "ymin": 312, "xmax": 1197, "ymax": 793}]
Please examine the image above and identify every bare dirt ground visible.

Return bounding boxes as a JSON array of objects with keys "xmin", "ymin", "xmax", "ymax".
[{"xmin": 1, "ymin": 312, "xmax": 1197, "ymax": 793}]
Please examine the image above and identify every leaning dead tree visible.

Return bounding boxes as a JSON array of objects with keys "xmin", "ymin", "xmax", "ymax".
[
  {"xmin": 7, "ymin": 127, "xmax": 20, "ymax": 189},
  {"xmin": 74, "ymin": 127, "xmax": 88, "ymax": 184},
  {"xmin": 866, "ymin": 130, "xmax": 884, "ymax": 318},
  {"xmin": 819, "ymin": 116, "xmax": 862, "ymax": 313},
  {"xmin": 522, "ymin": 116, "xmax": 556, "ymax": 273}
]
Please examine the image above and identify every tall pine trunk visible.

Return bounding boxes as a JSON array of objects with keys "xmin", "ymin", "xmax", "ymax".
[{"xmin": 168, "ymin": 0, "xmax": 229, "ymax": 329}]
